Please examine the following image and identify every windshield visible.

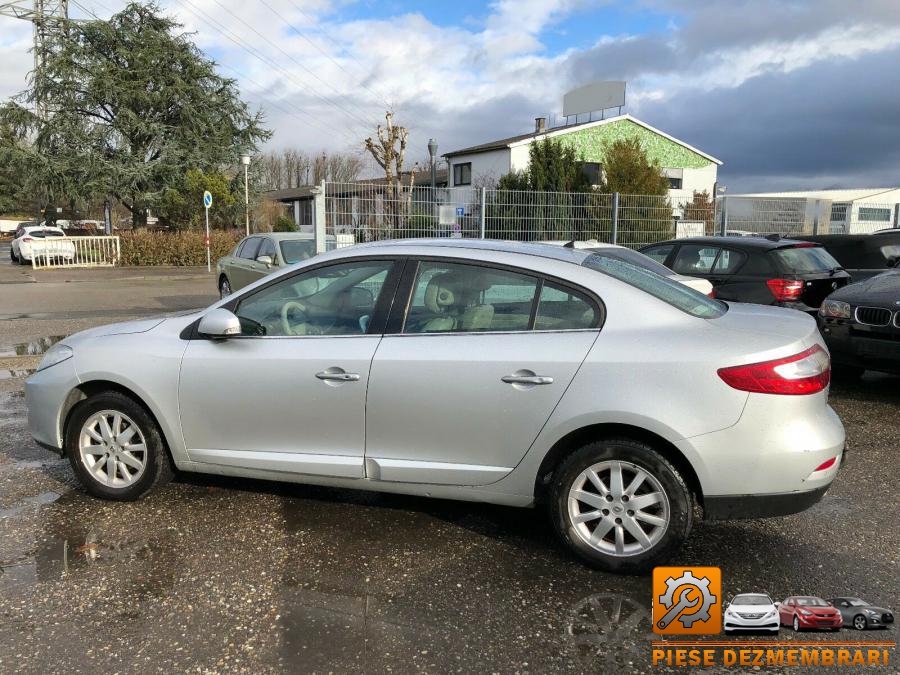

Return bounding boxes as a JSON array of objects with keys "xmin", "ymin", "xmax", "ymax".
[
  {"xmin": 773, "ymin": 246, "xmax": 842, "ymax": 274},
  {"xmin": 587, "ymin": 247, "xmax": 675, "ymax": 277},
  {"xmin": 732, "ymin": 595, "xmax": 772, "ymax": 606},
  {"xmin": 583, "ymin": 254, "xmax": 727, "ymax": 319},
  {"xmin": 280, "ymin": 239, "xmax": 316, "ymax": 264},
  {"xmin": 796, "ymin": 597, "xmax": 829, "ymax": 607},
  {"xmin": 847, "ymin": 599, "xmax": 869, "ymax": 607}
]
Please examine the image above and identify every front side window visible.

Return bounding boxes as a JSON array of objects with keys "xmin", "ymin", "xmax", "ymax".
[
  {"xmin": 404, "ymin": 262, "xmax": 539, "ymax": 334},
  {"xmin": 641, "ymin": 244, "xmax": 673, "ymax": 265},
  {"xmin": 453, "ymin": 162, "xmax": 472, "ymax": 186},
  {"xmin": 583, "ymin": 254, "xmax": 727, "ymax": 319},
  {"xmin": 257, "ymin": 238, "xmax": 276, "ymax": 260},
  {"xmin": 672, "ymin": 245, "xmax": 719, "ymax": 274},
  {"xmin": 234, "ymin": 260, "xmax": 394, "ymax": 336}
]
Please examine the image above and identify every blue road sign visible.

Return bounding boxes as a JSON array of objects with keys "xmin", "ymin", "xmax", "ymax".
[
  {"xmin": 203, "ymin": 190, "xmax": 213, "ymax": 208},
  {"xmin": 455, "ymin": 206, "xmax": 464, "ymax": 217}
]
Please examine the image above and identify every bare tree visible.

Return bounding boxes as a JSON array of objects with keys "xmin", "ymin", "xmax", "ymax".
[{"xmin": 365, "ymin": 111, "xmax": 416, "ymax": 233}]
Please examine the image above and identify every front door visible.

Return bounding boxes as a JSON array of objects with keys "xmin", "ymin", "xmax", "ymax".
[
  {"xmin": 179, "ymin": 258, "xmax": 398, "ymax": 478},
  {"xmin": 365, "ymin": 260, "xmax": 600, "ymax": 486}
]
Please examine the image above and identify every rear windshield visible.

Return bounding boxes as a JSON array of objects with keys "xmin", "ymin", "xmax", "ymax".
[
  {"xmin": 587, "ymin": 247, "xmax": 675, "ymax": 277},
  {"xmin": 772, "ymin": 246, "xmax": 841, "ymax": 274},
  {"xmin": 280, "ymin": 239, "xmax": 315, "ymax": 264},
  {"xmin": 583, "ymin": 254, "xmax": 727, "ymax": 318}
]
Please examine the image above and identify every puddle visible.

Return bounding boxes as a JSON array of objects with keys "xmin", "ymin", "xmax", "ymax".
[
  {"xmin": 0, "ymin": 335, "xmax": 65, "ymax": 358},
  {"xmin": 0, "ymin": 369, "xmax": 34, "ymax": 380},
  {"xmin": 0, "ymin": 491, "xmax": 61, "ymax": 518}
]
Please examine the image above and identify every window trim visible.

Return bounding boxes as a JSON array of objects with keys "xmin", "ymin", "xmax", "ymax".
[
  {"xmin": 453, "ymin": 162, "xmax": 472, "ymax": 186},
  {"xmin": 386, "ymin": 256, "xmax": 605, "ymax": 336},
  {"xmin": 183, "ymin": 255, "xmax": 406, "ymax": 340}
]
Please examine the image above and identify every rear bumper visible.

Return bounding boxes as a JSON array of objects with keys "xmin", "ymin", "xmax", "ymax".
[{"xmin": 705, "ymin": 484, "xmax": 829, "ymax": 520}]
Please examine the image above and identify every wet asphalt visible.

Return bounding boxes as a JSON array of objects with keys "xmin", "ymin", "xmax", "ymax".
[{"xmin": 0, "ymin": 242, "xmax": 897, "ymax": 673}]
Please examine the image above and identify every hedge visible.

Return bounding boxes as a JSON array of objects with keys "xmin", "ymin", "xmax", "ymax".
[{"xmin": 118, "ymin": 230, "xmax": 244, "ymax": 266}]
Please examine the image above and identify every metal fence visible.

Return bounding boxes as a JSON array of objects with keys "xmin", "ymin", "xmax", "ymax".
[
  {"xmin": 318, "ymin": 181, "xmax": 899, "ymax": 250},
  {"xmin": 30, "ymin": 236, "xmax": 121, "ymax": 269}
]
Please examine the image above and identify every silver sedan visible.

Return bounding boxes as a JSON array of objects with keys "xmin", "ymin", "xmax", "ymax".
[{"xmin": 25, "ymin": 239, "xmax": 845, "ymax": 572}]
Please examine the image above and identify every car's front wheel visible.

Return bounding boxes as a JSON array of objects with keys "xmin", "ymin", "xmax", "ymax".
[
  {"xmin": 853, "ymin": 615, "xmax": 867, "ymax": 631},
  {"xmin": 65, "ymin": 390, "xmax": 174, "ymax": 501},
  {"xmin": 549, "ymin": 438, "xmax": 693, "ymax": 572},
  {"xmin": 793, "ymin": 616, "xmax": 801, "ymax": 632}
]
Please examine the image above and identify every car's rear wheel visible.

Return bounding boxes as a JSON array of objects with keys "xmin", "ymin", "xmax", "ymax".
[
  {"xmin": 219, "ymin": 275, "xmax": 232, "ymax": 298},
  {"xmin": 65, "ymin": 390, "xmax": 174, "ymax": 501},
  {"xmin": 9, "ymin": 248, "xmax": 16, "ymax": 262},
  {"xmin": 853, "ymin": 614, "xmax": 867, "ymax": 631},
  {"xmin": 549, "ymin": 438, "xmax": 692, "ymax": 572}
]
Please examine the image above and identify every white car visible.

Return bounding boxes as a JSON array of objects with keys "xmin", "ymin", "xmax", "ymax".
[
  {"xmin": 724, "ymin": 593, "xmax": 780, "ymax": 633},
  {"xmin": 11, "ymin": 226, "xmax": 75, "ymax": 264},
  {"xmin": 547, "ymin": 240, "xmax": 715, "ymax": 296}
]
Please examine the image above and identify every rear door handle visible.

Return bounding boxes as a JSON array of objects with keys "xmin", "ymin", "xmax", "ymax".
[
  {"xmin": 501, "ymin": 374, "xmax": 553, "ymax": 385},
  {"xmin": 316, "ymin": 370, "xmax": 360, "ymax": 382}
]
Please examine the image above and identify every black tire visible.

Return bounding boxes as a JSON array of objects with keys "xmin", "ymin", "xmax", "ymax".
[
  {"xmin": 65, "ymin": 390, "xmax": 175, "ymax": 501},
  {"xmin": 832, "ymin": 364, "xmax": 865, "ymax": 380},
  {"xmin": 548, "ymin": 438, "xmax": 693, "ymax": 573},
  {"xmin": 793, "ymin": 616, "xmax": 801, "ymax": 632},
  {"xmin": 9, "ymin": 248, "xmax": 16, "ymax": 262},
  {"xmin": 219, "ymin": 275, "xmax": 232, "ymax": 299},
  {"xmin": 852, "ymin": 614, "xmax": 867, "ymax": 631}
]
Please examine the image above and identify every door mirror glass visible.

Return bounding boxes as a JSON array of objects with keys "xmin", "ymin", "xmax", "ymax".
[
  {"xmin": 198, "ymin": 308, "xmax": 242, "ymax": 339},
  {"xmin": 256, "ymin": 255, "xmax": 273, "ymax": 268},
  {"xmin": 774, "ymin": 602, "xmax": 781, "ymax": 607}
]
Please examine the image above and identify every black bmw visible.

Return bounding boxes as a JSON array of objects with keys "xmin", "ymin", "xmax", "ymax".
[{"xmin": 818, "ymin": 267, "xmax": 900, "ymax": 377}]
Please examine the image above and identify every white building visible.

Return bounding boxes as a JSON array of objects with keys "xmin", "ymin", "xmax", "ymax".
[
  {"xmin": 444, "ymin": 114, "xmax": 722, "ymax": 199},
  {"xmin": 733, "ymin": 188, "xmax": 900, "ymax": 233}
]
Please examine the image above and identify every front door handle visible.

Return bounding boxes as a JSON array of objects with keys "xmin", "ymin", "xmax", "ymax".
[
  {"xmin": 501, "ymin": 374, "xmax": 553, "ymax": 385},
  {"xmin": 316, "ymin": 369, "xmax": 360, "ymax": 382}
]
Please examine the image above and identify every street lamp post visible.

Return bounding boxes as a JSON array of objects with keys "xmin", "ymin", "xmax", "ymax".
[
  {"xmin": 427, "ymin": 138, "xmax": 438, "ymax": 191},
  {"xmin": 241, "ymin": 154, "xmax": 251, "ymax": 236}
]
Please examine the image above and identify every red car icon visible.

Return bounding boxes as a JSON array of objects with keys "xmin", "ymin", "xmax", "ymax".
[{"xmin": 778, "ymin": 596, "xmax": 843, "ymax": 632}]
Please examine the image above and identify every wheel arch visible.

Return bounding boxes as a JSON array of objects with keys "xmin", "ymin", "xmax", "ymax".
[
  {"xmin": 60, "ymin": 380, "xmax": 174, "ymax": 460},
  {"xmin": 533, "ymin": 422, "xmax": 703, "ymax": 508}
]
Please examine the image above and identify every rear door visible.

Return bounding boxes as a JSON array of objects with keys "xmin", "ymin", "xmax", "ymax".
[{"xmin": 364, "ymin": 258, "xmax": 601, "ymax": 486}]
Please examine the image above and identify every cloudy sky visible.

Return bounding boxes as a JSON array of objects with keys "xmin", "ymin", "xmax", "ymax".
[{"xmin": 2, "ymin": 0, "xmax": 899, "ymax": 191}]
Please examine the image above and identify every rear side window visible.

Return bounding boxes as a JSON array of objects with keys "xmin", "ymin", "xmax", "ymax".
[
  {"xmin": 238, "ymin": 238, "xmax": 262, "ymax": 260},
  {"xmin": 772, "ymin": 246, "xmax": 841, "ymax": 273},
  {"xmin": 583, "ymin": 254, "xmax": 727, "ymax": 319},
  {"xmin": 535, "ymin": 282, "xmax": 598, "ymax": 330},
  {"xmin": 712, "ymin": 249, "xmax": 746, "ymax": 274},
  {"xmin": 672, "ymin": 245, "xmax": 719, "ymax": 274}
]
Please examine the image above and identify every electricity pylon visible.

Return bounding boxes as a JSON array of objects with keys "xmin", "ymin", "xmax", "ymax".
[{"xmin": 0, "ymin": 0, "xmax": 69, "ymax": 118}]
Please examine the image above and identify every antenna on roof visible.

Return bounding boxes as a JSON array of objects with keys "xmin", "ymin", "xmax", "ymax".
[{"xmin": 562, "ymin": 81, "xmax": 626, "ymax": 126}]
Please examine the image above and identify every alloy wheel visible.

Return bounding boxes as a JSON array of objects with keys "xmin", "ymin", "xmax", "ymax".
[
  {"xmin": 854, "ymin": 615, "xmax": 866, "ymax": 630},
  {"xmin": 220, "ymin": 278, "xmax": 231, "ymax": 298},
  {"xmin": 793, "ymin": 616, "xmax": 800, "ymax": 632},
  {"xmin": 78, "ymin": 410, "xmax": 148, "ymax": 488},
  {"xmin": 567, "ymin": 460, "xmax": 670, "ymax": 557}
]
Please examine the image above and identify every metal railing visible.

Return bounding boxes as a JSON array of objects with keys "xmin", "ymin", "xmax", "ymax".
[
  {"xmin": 319, "ymin": 181, "xmax": 898, "ymax": 250},
  {"xmin": 30, "ymin": 236, "xmax": 121, "ymax": 269}
]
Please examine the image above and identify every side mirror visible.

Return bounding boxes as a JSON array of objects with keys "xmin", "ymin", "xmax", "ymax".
[
  {"xmin": 198, "ymin": 308, "xmax": 241, "ymax": 339},
  {"xmin": 256, "ymin": 255, "xmax": 273, "ymax": 268},
  {"xmin": 774, "ymin": 602, "xmax": 781, "ymax": 608}
]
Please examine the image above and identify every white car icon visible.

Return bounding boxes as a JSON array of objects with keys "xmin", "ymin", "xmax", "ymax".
[{"xmin": 724, "ymin": 593, "xmax": 780, "ymax": 633}]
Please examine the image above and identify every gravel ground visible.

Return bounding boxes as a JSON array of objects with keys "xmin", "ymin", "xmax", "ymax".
[{"xmin": 0, "ymin": 248, "xmax": 896, "ymax": 673}]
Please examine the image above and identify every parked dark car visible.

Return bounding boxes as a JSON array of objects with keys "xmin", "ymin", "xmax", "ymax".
[
  {"xmin": 818, "ymin": 269, "xmax": 900, "ymax": 377},
  {"xmin": 793, "ymin": 230, "xmax": 900, "ymax": 281},
  {"xmin": 640, "ymin": 236, "xmax": 851, "ymax": 312},
  {"xmin": 826, "ymin": 598, "xmax": 894, "ymax": 631}
]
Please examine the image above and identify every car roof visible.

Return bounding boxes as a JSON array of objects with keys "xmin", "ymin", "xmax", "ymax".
[
  {"xmin": 351, "ymin": 238, "xmax": 593, "ymax": 265},
  {"xmin": 251, "ymin": 232, "xmax": 316, "ymax": 241},
  {"xmin": 645, "ymin": 236, "xmax": 817, "ymax": 251}
]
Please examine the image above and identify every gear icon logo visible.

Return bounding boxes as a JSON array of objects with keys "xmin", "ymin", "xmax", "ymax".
[{"xmin": 652, "ymin": 567, "xmax": 722, "ymax": 634}]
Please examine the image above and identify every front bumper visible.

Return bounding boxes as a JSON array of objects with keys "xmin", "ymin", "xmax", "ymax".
[
  {"xmin": 797, "ymin": 614, "xmax": 843, "ymax": 629},
  {"xmin": 25, "ymin": 358, "xmax": 80, "ymax": 452},
  {"xmin": 819, "ymin": 317, "xmax": 900, "ymax": 374},
  {"xmin": 724, "ymin": 612, "xmax": 780, "ymax": 631}
]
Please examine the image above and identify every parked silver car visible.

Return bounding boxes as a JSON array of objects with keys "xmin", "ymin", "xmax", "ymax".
[{"xmin": 25, "ymin": 240, "xmax": 845, "ymax": 571}]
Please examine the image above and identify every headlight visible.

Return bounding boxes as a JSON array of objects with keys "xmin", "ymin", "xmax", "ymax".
[
  {"xmin": 764, "ymin": 609, "xmax": 776, "ymax": 618},
  {"xmin": 36, "ymin": 343, "xmax": 73, "ymax": 371},
  {"xmin": 799, "ymin": 609, "xmax": 813, "ymax": 616},
  {"xmin": 864, "ymin": 609, "xmax": 878, "ymax": 615},
  {"xmin": 819, "ymin": 299, "xmax": 852, "ymax": 319}
]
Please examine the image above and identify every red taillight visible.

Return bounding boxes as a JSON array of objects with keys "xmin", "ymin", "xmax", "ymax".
[
  {"xmin": 767, "ymin": 278, "xmax": 803, "ymax": 302},
  {"xmin": 813, "ymin": 456, "xmax": 837, "ymax": 472},
  {"xmin": 717, "ymin": 344, "xmax": 831, "ymax": 395},
  {"xmin": 792, "ymin": 242, "xmax": 817, "ymax": 248},
  {"xmin": 22, "ymin": 236, "xmax": 33, "ymax": 242},
  {"xmin": 707, "ymin": 288, "xmax": 717, "ymax": 298}
]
